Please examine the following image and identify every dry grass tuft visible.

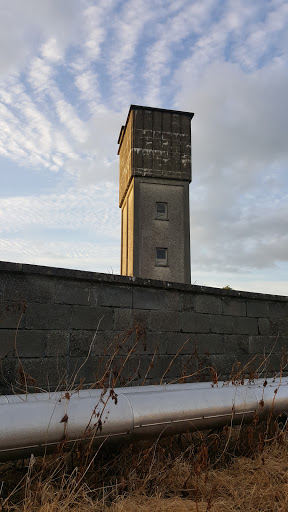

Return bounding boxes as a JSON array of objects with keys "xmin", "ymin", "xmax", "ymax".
[
  {"xmin": 2, "ymin": 324, "xmax": 288, "ymax": 511},
  {"xmin": 2, "ymin": 425, "xmax": 288, "ymax": 512}
]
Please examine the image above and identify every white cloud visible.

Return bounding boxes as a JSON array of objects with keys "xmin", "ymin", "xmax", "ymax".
[
  {"xmin": 82, "ymin": 1, "xmax": 115, "ymax": 62},
  {"xmin": 0, "ymin": 185, "xmax": 120, "ymax": 239},
  {"xmin": 0, "ymin": 238, "xmax": 120, "ymax": 274},
  {"xmin": 0, "ymin": 0, "xmax": 80, "ymax": 76},
  {"xmin": 28, "ymin": 57, "xmax": 52, "ymax": 94},
  {"xmin": 41, "ymin": 37, "xmax": 63, "ymax": 62},
  {"xmin": 176, "ymin": 60, "xmax": 288, "ymax": 273}
]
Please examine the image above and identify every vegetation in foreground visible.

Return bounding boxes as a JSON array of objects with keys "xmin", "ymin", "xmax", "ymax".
[
  {"xmin": 1, "ymin": 319, "xmax": 288, "ymax": 510},
  {"xmin": 1, "ymin": 419, "xmax": 288, "ymax": 512}
]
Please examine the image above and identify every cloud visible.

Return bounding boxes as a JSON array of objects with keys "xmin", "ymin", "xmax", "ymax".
[
  {"xmin": 41, "ymin": 37, "xmax": 64, "ymax": 62},
  {"xmin": 0, "ymin": 238, "xmax": 120, "ymax": 274},
  {"xmin": 175, "ymin": 60, "xmax": 288, "ymax": 273},
  {"xmin": 0, "ymin": 184, "xmax": 120, "ymax": 239},
  {"xmin": 0, "ymin": 0, "xmax": 80, "ymax": 76},
  {"xmin": 28, "ymin": 57, "xmax": 52, "ymax": 94}
]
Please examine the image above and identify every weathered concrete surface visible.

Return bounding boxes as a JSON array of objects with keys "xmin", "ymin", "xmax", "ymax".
[
  {"xmin": 0, "ymin": 261, "xmax": 288, "ymax": 394},
  {"xmin": 118, "ymin": 105, "xmax": 193, "ymax": 283}
]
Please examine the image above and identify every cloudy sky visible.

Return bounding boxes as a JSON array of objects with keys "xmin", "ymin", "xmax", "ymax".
[{"xmin": 0, "ymin": 0, "xmax": 287, "ymax": 295}]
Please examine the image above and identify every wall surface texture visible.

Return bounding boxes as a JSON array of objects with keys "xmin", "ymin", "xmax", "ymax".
[{"xmin": 0, "ymin": 261, "xmax": 288, "ymax": 394}]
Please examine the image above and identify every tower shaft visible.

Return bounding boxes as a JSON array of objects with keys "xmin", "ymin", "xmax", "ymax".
[{"xmin": 118, "ymin": 105, "xmax": 193, "ymax": 284}]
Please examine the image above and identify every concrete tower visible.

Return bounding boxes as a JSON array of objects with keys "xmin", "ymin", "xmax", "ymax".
[{"xmin": 118, "ymin": 105, "xmax": 193, "ymax": 284}]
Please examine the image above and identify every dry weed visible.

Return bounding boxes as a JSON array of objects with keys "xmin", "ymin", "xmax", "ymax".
[{"xmin": 1, "ymin": 427, "xmax": 288, "ymax": 512}]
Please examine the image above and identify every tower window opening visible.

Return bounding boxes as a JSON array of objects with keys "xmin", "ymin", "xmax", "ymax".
[
  {"xmin": 156, "ymin": 202, "xmax": 168, "ymax": 220},
  {"xmin": 155, "ymin": 247, "xmax": 168, "ymax": 266}
]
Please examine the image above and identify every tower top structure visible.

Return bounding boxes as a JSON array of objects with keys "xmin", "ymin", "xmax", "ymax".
[
  {"xmin": 118, "ymin": 105, "xmax": 193, "ymax": 284},
  {"xmin": 118, "ymin": 105, "xmax": 194, "ymax": 207}
]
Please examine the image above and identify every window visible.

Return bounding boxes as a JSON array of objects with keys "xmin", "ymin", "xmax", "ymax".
[
  {"xmin": 155, "ymin": 247, "xmax": 168, "ymax": 266},
  {"xmin": 156, "ymin": 202, "xmax": 168, "ymax": 220}
]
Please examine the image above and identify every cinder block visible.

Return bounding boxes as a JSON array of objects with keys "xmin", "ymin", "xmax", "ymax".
[
  {"xmin": 208, "ymin": 353, "xmax": 252, "ymax": 380},
  {"xmin": 264, "ymin": 354, "xmax": 288, "ymax": 376},
  {"xmin": 232, "ymin": 316, "xmax": 258, "ymax": 335},
  {"xmin": 0, "ymin": 358, "xmax": 18, "ymax": 392},
  {"xmin": 193, "ymin": 334, "xmax": 224, "ymax": 355},
  {"xmin": 134, "ymin": 131, "xmax": 143, "ymax": 148},
  {"xmin": 71, "ymin": 306, "xmax": 113, "ymax": 330},
  {"xmin": 268, "ymin": 302, "xmax": 288, "ymax": 318},
  {"xmin": 182, "ymin": 312, "xmax": 209, "ymax": 333},
  {"xmin": 100, "ymin": 353, "xmax": 140, "ymax": 386},
  {"xmin": 55, "ymin": 280, "xmax": 90, "ymax": 305},
  {"xmin": 46, "ymin": 331, "xmax": 69, "ymax": 357},
  {"xmin": 143, "ymin": 151, "xmax": 152, "ymax": 169},
  {"xmin": 153, "ymin": 110, "xmax": 162, "ymax": 131},
  {"xmin": 25, "ymin": 303, "xmax": 72, "ymax": 330},
  {"xmin": 270, "ymin": 318, "xmax": 288, "ymax": 336},
  {"xmin": 209, "ymin": 315, "xmax": 234, "ymax": 334},
  {"xmin": 133, "ymin": 287, "xmax": 181, "ymax": 311},
  {"xmin": 144, "ymin": 110, "xmax": 152, "ymax": 130},
  {"xmin": 93, "ymin": 284, "xmax": 133, "ymax": 308},
  {"xmin": 70, "ymin": 330, "xmax": 116, "ymax": 357},
  {"xmin": 0, "ymin": 301, "xmax": 26, "ymax": 328},
  {"xmin": 0, "ymin": 330, "xmax": 16, "ymax": 358},
  {"xmin": 165, "ymin": 291, "xmax": 183, "ymax": 311},
  {"xmin": 224, "ymin": 335, "xmax": 249, "ymax": 354},
  {"xmin": 182, "ymin": 353, "xmax": 212, "ymax": 381},
  {"xmin": 132, "ymin": 309, "xmax": 150, "ymax": 331},
  {"xmin": 258, "ymin": 318, "xmax": 269, "ymax": 335},
  {"xmin": 248, "ymin": 336, "xmax": 281, "ymax": 354},
  {"xmin": 122, "ymin": 330, "xmax": 149, "ymax": 356},
  {"xmin": 133, "ymin": 149, "xmax": 143, "ymax": 169},
  {"xmin": 4, "ymin": 274, "xmax": 55, "ymax": 303},
  {"xmin": 183, "ymin": 293, "xmax": 197, "ymax": 311},
  {"xmin": 162, "ymin": 112, "xmax": 171, "ymax": 133},
  {"xmin": 68, "ymin": 355, "xmax": 105, "ymax": 386},
  {"xmin": 114, "ymin": 308, "xmax": 133, "ymax": 331},
  {"xmin": 259, "ymin": 318, "xmax": 288, "ymax": 337},
  {"xmin": 153, "ymin": 332, "xmax": 192, "ymax": 355},
  {"xmin": 181, "ymin": 115, "xmax": 192, "ymax": 135},
  {"xmin": 247, "ymin": 300, "xmax": 268, "ymax": 318},
  {"xmin": 19, "ymin": 357, "xmax": 68, "ymax": 389},
  {"xmin": 165, "ymin": 332, "xmax": 195, "ymax": 355},
  {"xmin": 143, "ymin": 137, "xmax": 152, "ymax": 150},
  {"xmin": 143, "ymin": 331, "xmax": 170, "ymax": 355},
  {"xmin": 2, "ymin": 274, "xmax": 27, "ymax": 302},
  {"xmin": 134, "ymin": 109, "xmax": 144, "ymax": 130},
  {"xmin": 163, "ymin": 353, "xmax": 208, "ymax": 382},
  {"xmin": 222, "ymin": 298, "xmax": 246, "ymax": 317},
  {"xmin": 195, "ymin": 295, "xmax": 222, "ymax": 315},
  {"xmin": 153, "ymin": 138, "xmax": 162, "ymax": 151},
  {"xmin": 171, "ymin": 114, "xmax": 180, "ymax": 133},
  {"xmin": 149, "ymin": 310, "xmax": 181, "ymax": 332},
  {"xmin": 14, "ymin": 330, "xmax": 47, "ymax": 358},
  {"xmin": 128, "ymin": 354, "xmax": 161, "ymax": 383}
]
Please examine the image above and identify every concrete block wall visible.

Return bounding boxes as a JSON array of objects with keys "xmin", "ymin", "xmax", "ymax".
[{"xmin": 0, "ymin": 261, "xmax": 288, "ymax": 394}]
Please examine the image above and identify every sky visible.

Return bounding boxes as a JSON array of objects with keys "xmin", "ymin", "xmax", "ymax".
[{"xmin": 0, "ymin": 0, "xmax": 288, "ymax": 296}]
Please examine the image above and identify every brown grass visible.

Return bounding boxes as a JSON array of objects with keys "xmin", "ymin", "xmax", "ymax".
[
  {"xmin": 2, "ymin": 322, "xmax": 288, "ymax": 511},
  {"xmin": 1, "ymin": 422, "xmax": 288, "ymax": 512}
]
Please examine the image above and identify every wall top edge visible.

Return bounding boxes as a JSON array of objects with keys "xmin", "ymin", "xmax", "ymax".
[{"xmin": 0, "ymin": 260, "xmax": 287, "ymax": 302}]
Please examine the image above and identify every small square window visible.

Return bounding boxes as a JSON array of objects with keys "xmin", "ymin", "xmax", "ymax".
[
  {"xmin": 155, "ymin": 247, "xmax": 168, "ymax": 266},
  {"xmin": 156, "ymin": 202, "xmax": 168, "ymax": 220}
]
